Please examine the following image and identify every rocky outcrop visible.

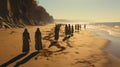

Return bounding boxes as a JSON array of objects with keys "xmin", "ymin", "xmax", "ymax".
[{"xmin": 0, "ymin": 0, "xmax": 54, "ymax": 28}]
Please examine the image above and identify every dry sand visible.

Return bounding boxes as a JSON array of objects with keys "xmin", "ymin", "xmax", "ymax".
[{"xmin": 0, "ymin": 24, "xmax": 120, "ymax": 67}]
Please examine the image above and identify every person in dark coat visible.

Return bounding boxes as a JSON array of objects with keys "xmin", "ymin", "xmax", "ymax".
[
  {"xmin": 65, "ymin": 24, "xmax": 68, "ymax": 36},
  {"xmin": 68, "ymin": 24, "xmax": 71, "ymax": 35},
  {"xmin": 78, "ymin": 24, "xmax": 80, "ymax": 31},
  {"xmin": 72, "ymin": 25, "xmax": 74, "ymax": 33},
  {"xmin": 79, "ymin": 24, "xmax": 81, "ymax": 30},
  {"xmin": 71, "ymin": 25, "xmax": 74, "ymax": 36},
  {"xmin": 84, "ymin": 24, "xmax": 86, "ymax": 29},
  {"xmin": 35, "ymin": 28, "xmax": 43, "ymax": 51},
  {"xmin": 54, "ymin": 25, "xmax": 59, "ymax": 41},
  {"xmin": 22, "ymin": 28, "xmax": 30, "ymax": 53},
  {"xmin": 75, "ymin": 24, "xmax": 77, "ymax": 31}
]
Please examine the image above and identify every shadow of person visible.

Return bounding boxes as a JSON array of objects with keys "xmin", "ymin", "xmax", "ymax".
[
  {"xmin": 62, "ymin": 36, "xmax": 71, "ymax": 42},
  {"xmin": 48, "ymin": 41, "xmax": 57, "ymax": 48},
  {"xmin": 48, "ymin": 41, "xmax": 66, "ymax": 52},
  {"xmin": 14, "ymin": 51, "xmax": 39, "ymax": 67},
  {"xmin": 54, "ymin": 43, "xmax": 66, "ymax": 52},
  {"xmin": 55, "ymin": 46, "xmax": 66, "ymax": 52},
  {"xmin": 0, "ymin": 52, "xmax": 28, "ymax": 67}
]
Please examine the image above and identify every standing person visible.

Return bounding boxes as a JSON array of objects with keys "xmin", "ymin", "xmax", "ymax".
[
  {"xmin": 75, "ymin": 24, "xmax": 77, "ymax": 31},
  {"xmin": 65, "ymin": 24, "xmax": 68, "ymax": 36},
  {"xmin": 22, "ymin": 28, "xmax": 30, "ymax": 53},
  {"xmin": 84, "ymin": 24, "xmax": 86, "ymax": 29},
  {"xmin": 0, "ymin": 22, "xmax": 2, "ymax": 28},
  {"xmin": 71, "ymin": 25, "xmax": 74, "ymax": 36},
  {"xmin": 68, "ymin": 24, "xmax": 71, "ymax": 35},
  {"xmin": 79, "ymin": 24, "xmax": 81, "ymax": 30},
  {"xmin": 35, "ymin": 28, "xmax": 43, "ymax": 51},
  {"xmin": 54, "ymin": 24, "xmax": 60, "ymax": 41},
  {"xmin": 78, "ymin": 24, "xmax": 80, "ymax": 31},
  {"xmin": 0, "ymin": 17, "xmax": 3, "ymax": 28}
]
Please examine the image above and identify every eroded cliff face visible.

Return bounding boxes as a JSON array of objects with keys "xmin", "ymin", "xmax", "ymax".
[{"xmin": 0, "ymin": 0, "xmax": 54, "ymax": 28}]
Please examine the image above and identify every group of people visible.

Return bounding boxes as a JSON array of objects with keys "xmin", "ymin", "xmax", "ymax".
[
  {"xmin": 54, "ymin": 24, "xmax": 87, "ymax": 41},
  {"xmin": 54, "ymin": 24, "xmax": 61, "ymax": 41},
  {"xmin": 22, "ymin": 28, "xmax": 42, "ymax": 53},
  {"xmin": 22, "ymin": 24, "xmax": 87, "ymax": 53},
  {"xmin": 75, "ymin": 24, "xmax": 86, "ymax": 31},
  {"xmin": 65, "ymin": 24, "xmax": 74, "ymax": 37},
  {"xmin": 65, "ymin": 24, "xmax": 87, "ymax": 36},
  {"xmin": 75, "ymin": 24, "xmax": 81, "ymax": 31}
]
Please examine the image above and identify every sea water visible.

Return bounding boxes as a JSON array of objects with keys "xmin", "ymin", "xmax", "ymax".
[{"xmin": 88, "ymin": 22, "xmax": 120, "ymax": 58}]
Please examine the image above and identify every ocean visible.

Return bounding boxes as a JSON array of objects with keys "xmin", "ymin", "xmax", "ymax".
[
  {"xmin": 92, "ymin": 22, "xmax": 120, "ymax": 37},
  {"xmin": 88, "ymin": 22, "xmax": 120, "ymax": 58}
]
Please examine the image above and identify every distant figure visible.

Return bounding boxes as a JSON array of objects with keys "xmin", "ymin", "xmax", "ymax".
[
  {"xmin": 71, "ymin": 25, "xmax": 74, "ymax": 36},
  {"xmin": 84, "ymin": 24, "xmax": 86, "ymax": 29},
  {"xmin": 65, "ymin": 24, "xmax": 68, "ymax": 36},
  {"xmin": 68, "ymin": 24, "xmax": 71, "ymax": 35},
  {"xmin": 22, "ymin": 28, "xmax": 30, "ymax": 53},
  {"xmin": 35, "ymin": 28, "xmax": 43, "ymax": 51},
  {"xmin": 75, "ymin": 24, "xmax": 77, "ymax": 31},
  {"xmin": 54, "ymin": 24, "xmax": 60, "ymax": 41},
  {"xmin": 78, "ymin": 24, "xmax": 80, "ymax": 31},
  {"xmin": 79, "ymin": 24, "xmax": 81, "ymax": 30}
]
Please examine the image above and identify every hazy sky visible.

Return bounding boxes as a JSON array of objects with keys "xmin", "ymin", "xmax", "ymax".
[{"xmin": 38, "ymin": 0, "xmax": 120, "ymax": 22}]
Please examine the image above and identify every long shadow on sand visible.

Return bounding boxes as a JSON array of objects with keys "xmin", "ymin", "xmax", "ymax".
[
  {"xmin": 62, "ymin": 36, "xmax": 71, "ymax": 42},
  {"xmin": 14, "ymin": 51, "xmax": 39, "ymax": 67},
  {"xmin": 48, "ymin": 41, "xmax": 57, "ymax": 48},
  {"xmin": 0, "ymin": 52, "xmax": 28, "ymax": 67},
  {"xmin": 48, "ymin": 41, "xmax": 66, "ymax": 52}
]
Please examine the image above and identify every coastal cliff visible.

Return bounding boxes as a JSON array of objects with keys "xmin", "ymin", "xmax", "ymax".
[{"xmin": 0, "ymin": 0, "xmax": 54, "ymax": 28}]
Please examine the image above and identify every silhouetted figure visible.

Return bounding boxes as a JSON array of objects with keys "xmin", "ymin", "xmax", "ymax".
[
  {"xmin": 0, "ymin": 18, "xmax": 3, "ymax": 28},
  {"xmin": 71, "ymin": 25, "xmax": 74, "ymax": 36},
  {"xmin": 75, "ymin": 24, "xmax": 80, "ymax": 32},
  {"xmin": 65, "ymin": 24, "xmax": 68, "ymax": 36},
  {"xmin": 22, "ymin": 28, "xmax": 30, "ymax": 53},
  {"xmin": 79, "ymin": 24, "xmax": 81, "ymax": 30},
  {"xmin": 35, "ymin": 28, "xmax": 43, "ymax": 51},
  {"xmin": 68, "ymin": 24, "xmax": 71, "ymax": 35},
  {"xmin": 84, "ymin": 24, "xmax": 86, "ymax": 29},
  {"xmin": 54, "ymin": 24, "xmax": 60, "ymax": 41},
  {"xmin": 78, "ymin": 24, "xmax": 80, "ymax": 31},
  {"xmin": 62, "ymin": 24, "xmax": 71, "ymax": 41},
  {"xmin": 75, "ymin": 24, "xmax": 77, "ymax": 31},
  {"xmin": 0, "ymin": 22, "xmax": 2, "ymax": 28}
]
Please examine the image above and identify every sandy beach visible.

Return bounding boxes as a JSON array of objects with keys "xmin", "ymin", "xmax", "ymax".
[{"xmin": 0, "ymin": 24, "xmax": 120, "ymax": 67}]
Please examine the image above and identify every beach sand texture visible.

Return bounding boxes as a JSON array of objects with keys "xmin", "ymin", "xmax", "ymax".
[{"xmin": 0, "ymin": 24, "xmax": 120, "ymax": 67}]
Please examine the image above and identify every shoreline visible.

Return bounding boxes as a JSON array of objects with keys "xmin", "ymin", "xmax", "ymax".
[
  {"xmin": 105, "ymin": 53, "xmax": 120, "ymax": 67},
  {"xmin": 94, "ymin": 31, "xmax": 120, "ymax": 67}
]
